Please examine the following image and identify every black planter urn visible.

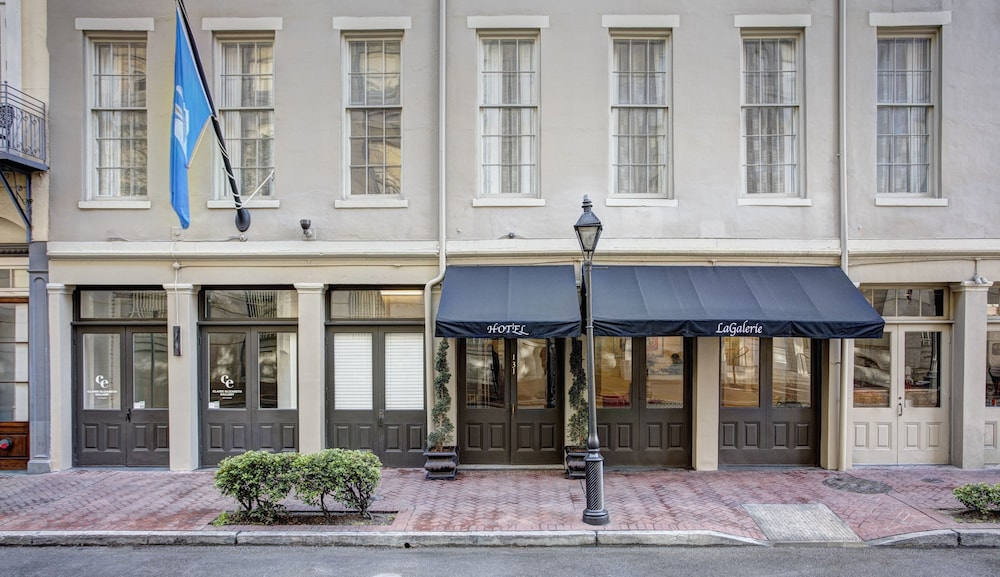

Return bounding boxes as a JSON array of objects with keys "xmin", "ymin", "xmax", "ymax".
[
  {"xmin": 564, "ymin": 446, "xmax": 587, "ymax": 479},
  {"xmin": 423, "ymin": 447, "xmax": 459, "ymax": 480}
]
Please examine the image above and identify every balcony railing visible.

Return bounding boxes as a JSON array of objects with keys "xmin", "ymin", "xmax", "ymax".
[{"xmin": 0, "ymin": 83, "xmax": 46, "ymax": 171}]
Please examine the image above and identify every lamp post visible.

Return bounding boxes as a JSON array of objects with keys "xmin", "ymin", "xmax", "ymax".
[{"xmin": 574, "ymin": 195, "xmax": 610, "ymax": 526}]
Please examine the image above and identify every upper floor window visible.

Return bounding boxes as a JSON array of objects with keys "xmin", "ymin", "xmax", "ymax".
[
  {"xmin": 741, "ymin": 33, "xmax": 801, "ymax": 196},
  {"xmin": 347, "ymin": 36, "xmax": 401, "ymax": 196},
  {"xmin": 216, "ymin": 35, "xmax": 275, "ymax": 200},
  {"xmin": 611, "ymin": 36, "xmax": 668, "ymax": 197},
  {"xmin": 479, "ymin": 35, "xmax": 538, "ymax": 196},
  {"xmin": 876, "ymin": 34, "xmax": 935, "ymax": 195},
  {"xmin": 88, "ymin": 35, "xmax": 147, "ymax": 199}
]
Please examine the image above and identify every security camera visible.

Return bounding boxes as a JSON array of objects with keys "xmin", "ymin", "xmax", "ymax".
[{"xmin": 300, "ymin": 219, "xmax": 314, "ymax": 239}]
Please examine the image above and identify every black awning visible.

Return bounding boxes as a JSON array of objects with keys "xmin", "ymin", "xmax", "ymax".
[
  {"xmin": 435, "ymin": 265, "xmax": 582, "ymax": 339},
  {"xmin": 591, "ymin": 266, "xmax": 884, "ymax": 339}
]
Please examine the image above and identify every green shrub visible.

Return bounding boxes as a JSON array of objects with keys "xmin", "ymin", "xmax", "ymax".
[
  {"xmin": 213, "ymin": 450, "xmax": 296, "ymax": 524},
  {"xmin": 953, "ymin": 482, "xmax": 1000, "ymax": 518},
  {"xmin": 294, "ymin": 449, "xmax": 383, "ymax": 519}
]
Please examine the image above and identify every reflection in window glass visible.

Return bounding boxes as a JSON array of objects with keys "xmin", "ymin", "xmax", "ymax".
[
  {"xmin": 904, "ymin": 331, "xmax": 941, "ymax": 408},
  {"xmin": 595, "ymin": 337, "xmax": 631, "ymax": 408},
  {"xmin": 83, "ymin": 334, "xmax": 121, "ymax": 410},
  {"xmin": 80, "ymin": 290, "xmax": 167, "ymax": 319},
  {"xmin": 988, "ymin": 288, "xmax": 1000, "ymax": 318},
  {"xmin": 329, "ymin": 289, "xmax": 423, "ymax": 319},
  {"xmin": 206, "ymin": 290, "xmax": 298, "ymax": 319},
  {"xmin": 645, "ymin": 336, "xmax": 683, "ymax": 408},
  {"xmin": 517, "ymin": 339, "xmax": 555, "ymax": 409},
  {"xmin": 854, "ymin": 335, "xmax": 891, "ymax": 407},
  {"xmin": 466, "ymin": 338, "xmax": 504, "ymax": 409},
  {"xmin": 259, "ymin": 332, "xmax": 297, "ymax": 409},
  {"xmin": 987, "ymin": 331, "xmax": 1000, "ymax": 407},
  {"xmin": 721, "ymin": 336, "xmax": 759, "ymax": 408},
  {"xmin": 132, "ymin": 333, "xmax": 168, "ymax": 409},
  {"xmin": 772, "ymin": 337, "xmax": 811, "ymax": 407},
  {"xmin": 861, "ymin": 287, "xmax": 945, "ymax": 318},
  {"xmin": 0, "ymin": 382, "xmax": 14, "ymax": 421}
]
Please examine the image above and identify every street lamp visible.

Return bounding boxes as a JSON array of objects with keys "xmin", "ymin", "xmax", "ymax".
[{"xmin": 574, "ymin": 194, "xmax": 610, "ymax": 526}]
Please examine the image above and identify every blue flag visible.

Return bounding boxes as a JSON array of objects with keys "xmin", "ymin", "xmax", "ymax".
[{"xmin": 170, "ymin": 7, "xmax": 211, "ymax": 229}]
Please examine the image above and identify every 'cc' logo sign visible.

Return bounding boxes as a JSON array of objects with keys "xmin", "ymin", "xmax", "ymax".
[
  {"xmin": 220, "ymin": 375, "xmax": 235, "ymax": 389},
  {"xmin": 95, "ymin": 375, "xmax": 110, "ymax": 389}
]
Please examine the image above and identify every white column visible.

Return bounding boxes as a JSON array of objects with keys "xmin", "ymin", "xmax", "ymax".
[
  {"xmin": 692, "ymin": 337, "xmax": 721, "ymax": 470},
  {"xmin": 46, "ymin": 283, "xmax": 73, "ymax": 471},
  {"xmin": 951, "ymin": 281, "xmax": 989, "ymax": 468},
  {"xmin": 164, "ymin": 283, "xmax": 199, "ymax": 471},
  {"xmin": 295, "ymin": 283, "xmax": 326, "ymax": 454}
]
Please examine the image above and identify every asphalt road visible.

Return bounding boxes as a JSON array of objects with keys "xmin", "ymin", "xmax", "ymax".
[{"xmin": 1, "ymin": 546, "xmax": 998, "ymax": 577}]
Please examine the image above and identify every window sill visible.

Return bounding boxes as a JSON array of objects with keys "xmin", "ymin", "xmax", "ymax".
[
  {"xmin": 472, "ymin": 197, "xmax": 545, "ymax": 207},
  {"xmin": 738, "ymin": 197, "xmax": 812, "ymax": 207},
  {"xmin": 334, "ymin": 197, "xmax": 408, "ymax": 209},
  {"xmin": 875, "ymin": 196, "xmax": 949, "ymax": 207},
  {"xmin": 207, "ymin": 199, "xmax": 281, "ymax": 209},
  {"xmin": 78, "ymin": 200, "xmax": 151, "ymax": 209},
  {"xmin": 606, "ymin": 197, "xmax": 678, "ymax": 208}
]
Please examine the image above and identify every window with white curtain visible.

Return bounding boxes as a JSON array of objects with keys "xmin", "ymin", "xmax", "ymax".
[
  {"xmin": 479, "ymin": 35, "xmax": 538, "ymax": 196},
  {"xmin": 741, "ymin": 33, "xmax": 800, "ymax": 196},
  {"xmin": 877, "ymin": 34, "xmax": 934, "ymax": 195},
  {"xmin": 347, "ymin": 36, "xmax": 402, "ymax": 196},
  {"xmin": 333, "ymin": 333, "xmax": 373, "ymax": 410},
  {"xmin": 88, "ymin": 35, "xmax": 148, "ymax": 199},
  {"xmin": 385, "ymin": 332, "xmax": 423, "ymax": 410},
  {"xmin": 611, "ymin": 36, "xmax": 669, "ymax": 197},
  {"xmin": 217, "ymin": 35, "xmax": 275, "ymax": 199}
]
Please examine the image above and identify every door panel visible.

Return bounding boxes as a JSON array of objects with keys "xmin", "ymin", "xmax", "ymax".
[
  {"xmin": 852, "ymin": 326, "xmax": 949, "ymax": 464},
  {"xmin": 328, "ymin": 327, "xmax": 425, "ymax": 467}
]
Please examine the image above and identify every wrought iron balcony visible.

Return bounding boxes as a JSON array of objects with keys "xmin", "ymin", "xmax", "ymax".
[{"xmin": 0, "ymin": 83, "xmax": 46, "ymax": 172}]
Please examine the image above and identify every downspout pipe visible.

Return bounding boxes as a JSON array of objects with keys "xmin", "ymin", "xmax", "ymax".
[
  {"xmin": 837, "ymin": 0, "xmax": 852, "ymax": 472},
  {"xmin": 424, "ymin": 0, "xmax": 447, "ymax": 428}
]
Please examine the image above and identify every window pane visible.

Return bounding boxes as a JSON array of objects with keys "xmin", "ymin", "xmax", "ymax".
[
  {"xmin": 80, "ymin": 290, "xmax": 167, "ymax": 319},
  {"xmin": 517, "ymin": 339, "xmax": 555, "ymax": 409},
  {"xmin": 219, "ymin": 39, "xmax": 275, "ymax": 199},
  {"xmin": 595, "ymin": 337, "xmax": 631, "ymax": 408},
  {"xmin": 334, "ymin": 333, "xmax": 372, "ymax": 410},
  {"xmin": 987, "ymin": 332, "xmax": 1000, "ymax": 407},
  {"xmin": 132, "ymin": 332, "xmax": 168, "ymax": 409},
  {"xmin": 721, "ymin": 337, "xmax": 759, "ymax": 407},
  {"xmin": 208, "ymin": 333, "xmax": 246, "ymax": 409},
  {"xmin": 772, "ymin": 337, "xmax": 811, "ymax": 407},
  {"xmin": 329, "ymin": 289, "xmax": 423, "ymax": 320},
  {"xmin": 82, "ymin": 334, "xmax": 121, "ymax": 410},
  {"xmin": 854, "ymin": 335, "xmax": 890, "ymax": 407},
  {"xmin": 205, "ymin": 290, "xmax": 298, "ymax": 319},
  {"xmin": 258, "ymin": 332, "xmax": 296, "ymax": 410},
  {"xmin": 646, "ymin": 337, "xmax": 683, "ymax": 408},
  {"xmin": 386, "ymin": 333, "xmax": 423, "ymax": 410},
  {"xmin": 466, "ymin": 338, "xmax": 504, "ymax": 409},
  {"xmin": 92, "ymin": 40, "xmax": 147, "ymax": 199},
  {"xmin": 903, "ymin": 332, "xmax": 941, "ymax": 408},
  {"xmin": 481, "ymin": 36, "xmax": 537, "ymax": 195}
]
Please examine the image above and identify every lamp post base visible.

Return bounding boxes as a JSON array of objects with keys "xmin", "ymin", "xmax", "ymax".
[{"xmin": 582, "ymin": 452, "xmax": 610, "ymax": 525}]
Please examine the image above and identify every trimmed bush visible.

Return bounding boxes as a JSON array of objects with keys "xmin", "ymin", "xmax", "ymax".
[
  {"xmin": 213, "ymin": 450, "xmax": 296, "ymax": 523},
  {"xmin": 953, "ymin": 482, "xmax": 1000, "ymax": 518},
  {"xmin": 293, "ymin": 449, "xmax": 383, "ymax": 518}
]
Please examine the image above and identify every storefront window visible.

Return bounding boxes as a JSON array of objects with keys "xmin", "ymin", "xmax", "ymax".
[
  {"xmin": 82, "ymin": 333, "xmax": 121, "ymax": 410},
  {"xmin": 645, "ymin": 336, "xmax": 683, "ymax": 408},
  {"xmin": 773, "ymin": 337, "xmax": 811, "ymax": 407},
  {"xmin": 259, "ymin": 332, "xmax": 297, "ymax": 409},
  {"xmin": 854, "ymin": 335, "xmax": 891, "ymax": 407},
  {"xmin": 595, "ymin": 337, "xmax": 631, "ymax": 408},
  {"xmin": 987, "ymin": 331, "xmax": 1000, "ymax": 408},
  {"xmin": 465, "ymin": 338, "xmax": 504, "ymax": 409},
  {"xmin": 904, "ymin": 332, "xmax": 941, "ymax": 408},
  {"xmin": 132, "ymin": 332, "xmax": 168, "ymax": 409}
]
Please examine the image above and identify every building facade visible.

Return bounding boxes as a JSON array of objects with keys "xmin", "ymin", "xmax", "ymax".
[{"xmin": 33, "ymin": 0, "xmax": 1000, "ymax": 473}]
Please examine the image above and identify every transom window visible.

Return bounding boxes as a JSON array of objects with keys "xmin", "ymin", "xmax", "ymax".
[
  {"xmin": 611, "ymin": 36, "xmax": 669, "ymax": 197},
  {"xmin": 741, "ymin": 34, "xmax": 800, "ymax": 196},
  {"xmin": 479, "ymin": 35, "xmax": 538, "ymax": 196},
  {"xmin": 877, "ymin": 34, "xmax": 934, "ymax": 195},
  {"xmin": 347, "ymin": 37, "xmax": 402, "ymax": 196},
  {"xmin": 88, "ymin": 36, "xmax": 148, "ymax": 199},
  {"xmin": 860, "ymin": 287, "xmax": 946, "ymax": 318},
  {"xmin": 217, "ymin": 36, "xmax": 275, "ymax": 199}
]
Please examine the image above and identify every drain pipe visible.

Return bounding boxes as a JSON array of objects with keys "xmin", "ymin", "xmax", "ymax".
[
  {"xmin": 424, "ymin": 0, "xmax": 448, "ymax": 412},
  {"xmin": 837, "ymin": 0, "xmax": 851, "ymax": 472}
]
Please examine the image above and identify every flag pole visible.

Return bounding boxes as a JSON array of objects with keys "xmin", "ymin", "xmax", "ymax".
[{"xmin": 176, "ymin": 0, "xmax": 251, "ymax": 232}]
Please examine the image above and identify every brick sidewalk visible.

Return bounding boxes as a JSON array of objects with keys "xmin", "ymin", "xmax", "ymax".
[{"xmin": 1, "ymin": 466, "xmax": 998, "ymax": 541}]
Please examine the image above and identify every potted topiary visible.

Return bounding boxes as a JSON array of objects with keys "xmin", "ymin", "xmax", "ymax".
[
  {"xmin": 424, "ymin": 338, "xmax": 459, "ymax": 479},
  {"xmin": 565, "ymin": 338, "xmax": 588, "ymax": 479}
]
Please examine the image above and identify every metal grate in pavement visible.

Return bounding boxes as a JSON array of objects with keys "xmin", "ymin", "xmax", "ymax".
[{"xmin": 743, "ymin": 504, "xmax": 862, "ymax": 543}]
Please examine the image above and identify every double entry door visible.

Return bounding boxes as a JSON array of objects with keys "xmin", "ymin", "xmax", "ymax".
[
  {"xmin": 201, "ymin": 327, "xmax": 299, "ymax": 466},
  {"xmin": 719, "ymin": 337, "xmax": 819, "ymax": 465},
  {"xmin": 328, "ymin": 326, "xmax": 426, "ymax": 467},
  {"xmin": 852, "ymin": 325, "xmax": 949, "ymax": 464},
  {"xmin": 459, "ymin": 338, "xmax": 563, "ymax": 465},
  {"xmin": 75, "ymin": 328, "xmax": 169, "ymax": 466}
]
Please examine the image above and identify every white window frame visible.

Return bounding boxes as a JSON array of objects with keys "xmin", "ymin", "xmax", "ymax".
[
  {"xmin": 874, "ymin": 30, "xmax": 939, "ymax": 203},
  {"xmin": 738, "ymin": 28, "xmax": 805, "ymax": 202},
  {"xmin": 80, "ymin": 30, "xmax": 151, "ymax": 208},
  {"xmin": 608, "ymin": 32, "xmax": 671, "ymax": 200},
  {"xmin": 475, "ymin": 31, "xmax": 541, "ymax": 203},
  {"xmin": 207, "ymin": 31, "xmax": 278, "ymax": 209}
]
